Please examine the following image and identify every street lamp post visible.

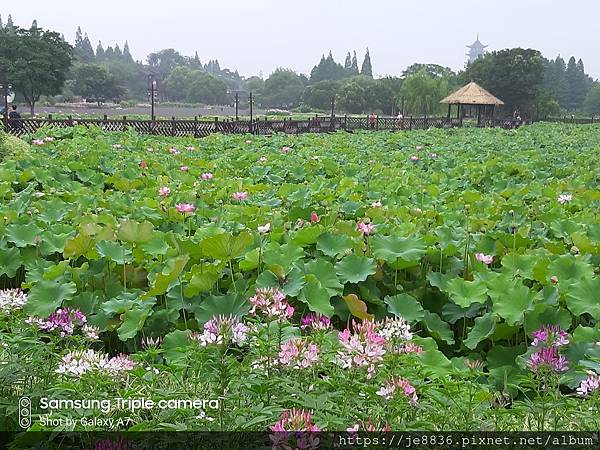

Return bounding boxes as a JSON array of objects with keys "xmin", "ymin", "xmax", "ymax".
[
  {"xmin": 147, "ymin": 75, "xmax": 157, "ymax": 121},
  {"xmin": 0, "ymin": 81, "xmax": 12, "ymax": 128},
  {"xmin": 330, "ymin": 95, "xmax": 336, "ymax": 131},
  {"xmin": 249, "ymin": 91, "xmax": 254, "ymax": 134},
  {"xmin": 235, "ymin": 92, "xmax": 239, "ymax": 121}
]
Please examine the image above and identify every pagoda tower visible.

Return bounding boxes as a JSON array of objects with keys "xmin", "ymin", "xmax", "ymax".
[{"xmin": 467, "ymin": 34, "xmax": 488, "ymax": 63}]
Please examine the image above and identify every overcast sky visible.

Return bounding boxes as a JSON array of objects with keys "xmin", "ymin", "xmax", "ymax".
[{"xmin": 2, "ymin": 0, "xmax": 598, "ymax": 79}]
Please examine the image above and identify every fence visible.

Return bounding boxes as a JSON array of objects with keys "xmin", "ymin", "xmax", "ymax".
[
  {"xmin": 2, "ymin": 114, "xmax": 528, "ymax": 138},
  {"xmin": 542, "ymin": 116, "xmax": 597, "ymax": 125}
]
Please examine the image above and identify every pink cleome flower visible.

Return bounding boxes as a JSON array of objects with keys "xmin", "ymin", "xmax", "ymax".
[
  {"xmin": 175, "ymin": 203, "xmax": 196, "ymax": 213},
  {"xmin": 337, "ymin": 320, "xmax": 386, "ymax": 378},
  {"xmin": 270, "ymin": 409, "xmax": 320, "ymax": 449},
  {"xmin": 531, "ymin": 325, "xmax": 569, "ymax": 348},
  {"xmin": 27, "ymin": 307, "xmax": 87, "ymax": 337},
  {"xmin": 278, "ymin": 338, "xmax": 319, "ymax": 369},
  {"xmin": 191, "ymin": 315, "xmax": 249, "ymax": 347},
  {"xmin": 577, "ymin": 372, "xmax": 600, "ymax": 396},
  {"xmin": 410, "ymin": 155, "xmax": 420, "ymax": 162},
  {"xmin": 0, "ymin": 288, "xmax": 28, "ymax": 313},
  {"xmin": 259, "ymin": 156, "xmax": 268, "ymax": 162},
  {"xmin": 528, "ymin": 346, "xmax": 568, "ymax": 373},
  {"xmin": 300, "ymin": 313, "xmax": 332, "ymax": 332},
  {"xmin": 249, "ymin": 288, "xmax": 294, "ymax": 320},
  {"xmin": 169, "ymin": 147, "xmax": 181, "ymax": 155},
  {"xmin": 376, "ymin": 377, "xmax": 418, "ymax": 405}
]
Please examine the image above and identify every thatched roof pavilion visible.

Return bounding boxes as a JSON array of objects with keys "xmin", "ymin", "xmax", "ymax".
[{"xmin": 441, "ymin": 82, "xmax": 504, "ymax": 126}]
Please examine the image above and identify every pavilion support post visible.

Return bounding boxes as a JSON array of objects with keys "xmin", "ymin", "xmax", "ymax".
[{"xmin": 447, "ymin": 104, "xmax": 451, "ymax": 118}]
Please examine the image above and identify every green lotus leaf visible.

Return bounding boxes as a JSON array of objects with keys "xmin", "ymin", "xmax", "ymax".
[
  {"xmin": 24, "ymin": 280, "xmax": 77, "ymax": 317},
  {"xmin": 464, "ymin": 312, "xmax": 497, "ymax": 350},
  {"xmin": 335, "ymin": 254, "xmax": 377, "ymax": 284},
  {"xmin": 6, "ymin": 223, "xmax": 42, "ymax": 248},
  {"xmin": 384, "ymin": 293, "xmax": 425, "ymax": 323},
  {"xmin": 445, "ymin": 278, "xmax": 488, "ymax": 308},
  {"xmin": 316, "ymin": 233, "xmax": 354, "ymax": 258},
  {"xmin": 566, "ymin": 278, "xmax": 600, "ymax": 320}
]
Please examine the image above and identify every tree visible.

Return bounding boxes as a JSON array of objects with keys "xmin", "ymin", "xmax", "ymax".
[
  {"xmin": 0, "ymin": 15, "xmax": 3, "ymax": 29},
  {"xmin": 74, "ymin": 27, "xmax": 95, "ymax": 63},
  {"xmin": 309, "ymin": 51, "xmax": 347, "ymax": 83},
  {"xmin": 0, "ymin": 27, "xmax": 73, "ymax": 114},
  {"xmin": 564, "ymin": 57, "xmax": 590, "ymax": 111},
  {"xmin": 464, "ymin": 48, "xmax": 545, "ymax": 115},
  {"xmin": 72, "ymin": 64, "xmax": 124, "ymax": 105},
  {"xmin": 350, "ymin": 51, "xmax": 359, "ymax": 75},
  {"xmin": 6, "ymin": 15, "xmax": 15, "ymax": 32},
  {"xmin": 583, "ymin": 85, "xmax": 600, "ymax": 115},
  {"xmin": 402, "ymin": 63, "xmax": 456, "ymax": 80},
  {"xmin": 361, "ymin": 48, "xmax": 373, "ymax": 77},
  {"xmin": 302, "ymin": 80, "xmax": 341, "ymax": 110},
  {"xmin": 344, "ymin": 52, "xmax": 352, "ymax": 71},
  {"xmin": 374, "ymin": 76, "xmax": 403, "ymax": 114},
  {"xmin": 400, "ymin": 69, "xmax": 451, "ymax": 115},
  {"xmin": 122, "ymin": 41, "xmax": 134, "ymax": 63},
  {"xmin": 164, "ymin": 66, "xmax": 227, "ymax": 104},
  {"xmin": 261, "ymin": 69, "xmax": 305, "ymax": 108},
  {"xmin": 337, "ymin": 76, "xmax": 378, "ymax": 113},
  {"xmin": 96, "ymin": 41, "xmax": 105, "ymax": 60},
  {"xmin": 114, "ymin": 44, "xmax": 122, "ymax": 60},
  {"xmin": 544, "ymin": 56, "xmax": 569, "ymax": 108}
]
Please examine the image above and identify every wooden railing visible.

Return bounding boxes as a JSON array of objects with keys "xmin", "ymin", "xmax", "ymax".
[
  {"xmin": 541, "ymin": 116, "xmax": 597, "ymax": 125},
  {"xmin": 2, "ymin": 114, "xmax": 525, "ymax": 138}
]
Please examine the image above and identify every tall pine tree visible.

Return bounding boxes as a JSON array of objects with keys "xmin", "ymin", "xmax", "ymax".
[
  {"xmin": 344, "ymin": 52, "xmax": 352, "ymax": 70},
  {"xmin": 96, "ymin": 41, "xmax": 105, "ymax": 60},
  {"xmin": 566, "ymin": 56, "xmax": 587, "ymax": 110},
  {"xmin": 0, "ymin": 15, "xmax": 3, "ymax": 29},
  {"xmin": 351, "ymin": 51, "xmax": 359, "ymax": 75},
  {"xmin": 123, "ymin": 41, "xmax": 134, "ymax": 63},
  {"xmin": 6, "ymin": 15, "xmax": 15, "ymax": 32},
  {"xmin": 361, "ymin": 48, "xmax": 373, "ymax": 77},
  {"xmin": 114, "ymin": 44, "xmax": 122, "ymax": 59}
]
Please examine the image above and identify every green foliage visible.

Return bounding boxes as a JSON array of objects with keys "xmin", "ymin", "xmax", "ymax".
[
  {"xmin": 583, "ymin": 85, "xmax": 600, "ymax": 115},
  {"xmin": 302, "ymin": 80, "xmax": 341, "ymax": 110},
  {"xmin": 261, "ymin": 69, "xmax": 306, "ymax": 108},
  {"xmin": 72, "ymin": 64, "xmax": 125, "ymax": 105},
  {"xmin": 164, "ymin": 66, "xmax": 228, "ymax": 104}
]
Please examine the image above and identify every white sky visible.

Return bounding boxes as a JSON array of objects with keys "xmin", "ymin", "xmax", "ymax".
[{"xmin": 2, "ymin": 0, "xmax": 598, "ymax": 79}]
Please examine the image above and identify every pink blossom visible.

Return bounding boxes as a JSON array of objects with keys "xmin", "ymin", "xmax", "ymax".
[
  {"xmin": 531, "ymin": 325, "xmax": 569, "ymax": 348},
  {"xmin": 186, "ymin": 146, "xmax": 195, "ymax": 151},
  {"xmin": 430, "ymin": 153, "xmax": 438, "ymax": 159},
  {"xmin": 410, "ymin": 155, "xmax": 420, "ymax": 162},
  {"xmin": 245, "ymin": 140, "xmax": 252, "ymax": 144},
  {"xmin": 278, "ymin": 338, "xmax": 319, "ymax": 369},
  {"xmin": 346, "ymin": 419, "xmax": 391, "ymax": 433},
  {"xmin": 82, "ymin": 325, "xmax": 100, "ymax": 340},
  {"xmin": 169, "ymin": 147, "xmax": 181, "ymax": 155},
  {"xmin": 159, "ymin": 186, "xmax": 171, "ymax": 197},
  {"xmin": 558, "ymin": 193, "xmax": 572, "ymax": 204},
  {"xmin": 577, "ymin": 372, "xmax": 600, "ymax": 396},
  {"xmin": 281, "ymin": 146, "xmax": 291, "ymax": 154},
  {"xmin": 112, "ymin": 144, "xmax": 122, "ymax": 149},
  {"xmin": 270, "ymin": 409, "xmax": 320, "ymax": 450},
  {"xmin": 259, "ymin": 156, "xmax": 267, "ymax": 162},
  {"xmin": 337, "ymin": 320, "xmax": 386, "ymax": 378},
  {"xmin": 475, "ymin": 253, "xmax": 494, "ymax": 265},
  {"xmin": 376, "ymin": 377, "xmax": 418, "ymax": 405},
  {"xmin": 201, "ymin": 172, "xmax": 214, "ymax": 180},
  {"xmin": 300, "ymin": 313, "xmax": 332, "ymax": 332},
  {"xmin": 139, "ymin": 160, "xmax": 148, "ymax": 169},
  {"xmin": 310, "ymin": 211, "xmax": 320, "ymax": 223},
  {"xmin": 179, "ymin": 165, "xmax": 189, "ymax": 172},
  {"xmin": 45, "ymin": 137, "xmax": 54, "ymax": 142},
  {"xmin": 191, "ymin": 315, "xmax": 249, "ymax": 347},
  {"xmin": 416, "ymin": 145, "xmax": 423, "ymax": 151},
  {"xmin": 0, "ymin": 289, "xmax": 28, "ymax": 313},
  {"xmin": 401, "ymin": 342, "xmax": 424, "ymax": 354},
  {"xmin": 33, "ymin": 139, "xmax": 44, "ymax": 146},
  {"xmin": 357, "ymin": 222, "xmax": 376, "ymax": 236},
  {"xmin": 27, "ymin": 308, "xmax": 87, "ymax": 337},
  {"xmin": 232, "ymin": 191, "xmax": 248, "ymax": 201},
  {"xmin": 175, "ymin": 203, "xmax": 196, "ymax": 213},
  {"xmin": 142, "ymin": 336, "xmax": 163, "ymax": 349},
  {"xmin": 528, "ymin": 346, "xmax": 568, "ymax": 373},
  {"xmin": 249, "ymin": 288, "xmax": 294, "ymax": 320},
  {"xmin": 371, "ymin": 201, "xmax": 382, "ymax": 208}
]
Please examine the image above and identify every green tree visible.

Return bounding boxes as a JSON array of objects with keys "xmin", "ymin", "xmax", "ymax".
[
  {"xmin": 583, "ymin": 85, "xmax": 600, "ymax": 115},
  {"xmin": 361, "ymin": 48, "xmax": 373, "ymax": 77},
  {"xmin": 400, "ymin": 69, "xmax": 451, "ymax": 115},
  {"xmin": 464, "ymin": 48, "xmax": 545, "ymax": 115},
  {"xmin": 350, "ymin": 51, "xmax": 359, "ymax": 75},
  {"xmin": 95, "ymin": 41, "xmax": 105, "ymax": 60},
  {"xmin": 374, "ymin": 76, "xmax": 403, "ymax": 114},
  {"xmin": 164, "ymin": 66, "xmax": 227, "ymax": 104},
  {"xmin": 544, "ymin": 56, "xmax": 569, "ymax": 108},
  {"xmin": 0, "ymin": 27, "xmax": 72, "ymax": 114},
  {"xmin": 302, "ymin": 80, "xmax": 341, "ymax": 110},
  {"xmin": 261, "ymin": 69, "xmax": 305, "ymax": 108},
  {"xmin": 122, "ymin": 41, "xmax": 134, "ymax": 64},
  {"xmin": 72, "ymin": 64, "xmax": 124, "ymax": 105},
  {"xmin": 344, "ymin": 52, "xmax": 352, "ymax": 72},
  {"xmin": 6, "ymin": 15, "xmax": 15, "ymax": 33},
  {"xmin": 565, "ymin": 57, "xmax": 591, "ymax": 111},
  {"xmin": 337, "ymin": 76, "xmax": 378, "ymax": 113},
  {"xmin": 309, "ymin": 52, "xmax": 347, "ymax": 83}
]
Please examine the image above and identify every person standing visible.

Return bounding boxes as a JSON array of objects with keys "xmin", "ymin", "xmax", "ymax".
[
  {"xmin": 8, "ymin": 105, "xmax": 23, "ymax": 132},
  {"xmin": 368, "ymin": 113, "xmax": 377, "ymax": 130}
]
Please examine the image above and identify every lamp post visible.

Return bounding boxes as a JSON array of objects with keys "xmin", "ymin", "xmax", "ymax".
[
  {"xmin": 330, "ymin": 95, "xmax": 336, "ymax": 131},
  {"xmin": 249, "ymin": 91, "xmax": 253, "ymax": 134},
  {"xmin": 0, "ymin": 81, "xmax": 12, "ymax": 129},
  {"xmin": 147, "ymin": 74, "xmax": 157, "ymax": 121}
]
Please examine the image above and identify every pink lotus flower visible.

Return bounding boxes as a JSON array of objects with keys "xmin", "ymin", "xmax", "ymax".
[
  {"xmin": 410, "ymin": 155, "xmax": 420, "ymax": 162},
  {"xmin": 475, "ymin": 253, "xmax": 493, "ymax": 265},
  {"xmin": 259, "ymin": 156, "xmax": 267, "ymax": 162},
  {"xmin": 281, "ymin": 146, "xmax": 291, "ymax": 154},
  {"xmin": 357, "ymin": 222, "xmax": 376, "ymax": 236},
  {"xmin": 371, "ymin": 201, "xmax": 382, "ymax": 208},
  {"xmin": 558, "ymin": 193, "xmax": 572, "ymax": 204},
  {"xmin": 430, "ymin": 153, "xmax": 438, "ymax": 159},
  {"xmin": 257, "ymin": 223, "xmax": 271, "ymax": 234},
  {"xmin": 179, "ymin": 165, "xmax": 189, "ymax": 172},
  {"xmin": 416, "ymin": 145, "xmax": 423, "ymax": 151},
  {"xmin": 310, "ymin": 211, "xmax": 320, "ymax": 223},
  {"xmin": 45, "ymin": 137, "xmax": 54, "ymax": 142},
  {"xmin": 245, "ymin": 140, "xmax": 252, "ymax": 144},
  {"xmin": 112, "ymin": 144, "xmax": 122, "ymax": 149},
  {"xmin": 186, "ymin": 146, "xmax": 195, "ymax": 151},
  {"xmin": 139, "ymin": 160, "xmax": 148, "ymax": 169},
  {"xmin": 33, "ymin": 139, "xmax": 45, "ymax": 146},
  {"xmin": 232, "ymin": 191, "xmax": 248, "ymax": 201},
  {"xmin": 175, "ymin": 203, "xmax": 196, "ymax": 213},
  {"xmin": 201, "ymin": 172, "xmax": 214, "ymax": 180},
  {"xmin": 159, "ymin": 186, "xmax": 171, "ymax": 197},
  {"xmin": 169, "ymin": 147, "xmax": 181, "ymax": 155}
]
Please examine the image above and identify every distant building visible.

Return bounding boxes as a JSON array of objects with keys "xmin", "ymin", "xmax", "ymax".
[{"xmin": 467, "ymin": 35, "xmax": 488, "ymax": 63}]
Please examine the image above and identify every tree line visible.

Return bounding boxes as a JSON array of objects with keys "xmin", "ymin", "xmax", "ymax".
[{"xmin": 1, "ymin": 14, "xmax": 599, "ymax": 117}]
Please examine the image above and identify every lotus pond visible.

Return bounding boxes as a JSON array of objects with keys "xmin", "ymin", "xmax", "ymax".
[{"xmin": 0, "ymin": 123, "xmax": 599, "ymax": 434}]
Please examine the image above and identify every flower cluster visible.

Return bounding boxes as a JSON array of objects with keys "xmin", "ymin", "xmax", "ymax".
[
  {"xmin": 0, "ymin": 289, "xmax": 28, "ymax": 314},
  {"xmin": 577, "ymin": 372, "xmax": 600, "ymax": 397},
  {"xmin": 357, "ymin": 221, "xmax": 376, "ymax": 236},
  {"xmin": 27, "ymin": 308, "xmax": 87, "ymax": 337},
  {"xmin": 300, "ymin": 313, "xmax": 332, "ymax": 332},
  {"xmin": 278, "ymin": 338, "xmax": 319, "ymax": 369},
  {"xmin": 191, "ymin": 315, "xmax": 249, "ymax": 347},
  {"xmin": 378, "ymin": 317, "xmax": 413, "ymax": 342},
  {"xmin": 337, "ymin": 320, "xmax": 386, "ymax": 378},
  {"xmin": 376, "ymin": 377, "xmax": 418, "ymax": 405},
  {"xmin": 400, "ymin": 342, "xmax": 424, "ymax": 354},
  {"xmin": 531, "ymin": 325, "xmax": 569, "ymax": 347},
  {"xmin": 56, "ymin": 350, "xmax": 135, "ymax": 377},
  {"xmin": 249, "ymin": 288, "xmax": 294, "ymax": 320},
  {"xmin": 270, "ymin": 409, "xmax": 320, "ymax": 450},
  {"xmin": 347, "ymin": 418, "xmax": 391, "ymax": 432}
]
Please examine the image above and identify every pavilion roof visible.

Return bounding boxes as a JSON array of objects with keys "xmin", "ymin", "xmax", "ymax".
[{"xmin": 440, "ymin": 82, "xmax": 504, "ymax": 106}]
